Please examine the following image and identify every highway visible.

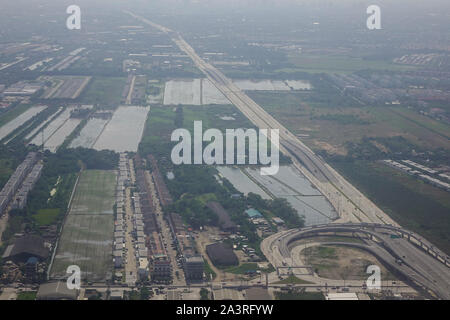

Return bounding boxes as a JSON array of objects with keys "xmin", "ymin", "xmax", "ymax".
[
  {"xmin": 261, "ymin": 224, "xmax": 450, "ymax": 299},
  {"xmin": 124, "ymin": 12, "xmax": 449, "ymax": 299},
  {"xmin": 125, "ymin": 10, "xmax": 397, "ymax": 227}
]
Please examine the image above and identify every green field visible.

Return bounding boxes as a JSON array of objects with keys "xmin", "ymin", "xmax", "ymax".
[
  {"xmin": 70, "ymin": 169, "xmax": 116, "ymax": 215},
  {"xmin": 16, "ymin": 291, "xmax": 37, "ymax": 300},
  {"xmin": 80, "ymin": 77, "xmax": 126, "ymax": 107},
  {"xmin": 275, "ymin": 290, "xmax": 325, "ymax": 300},
  {"xmin": 332, "ymin": 161, "xmax": 450, "ymax": 255},
  {"xmin": 223, "ymin": 263, "xmax": 258, "ymax": 274},
  {"xmin": 284, "ymin": 53, "xmax": 416, "ymax": 74},
  {"xmin": 249, "ymin": 91, "xmax": 450, "ymax": 154},
  {"xmin": 32, "ymin": 208, "xmax": 60, "ymax": 226},
  {"xmin": 139, "ymin": 104, "xmax": 254, "ymax": 157},
  {"xmin": 50, "ymin": 170, "xmax": 117, "ymax": 282},
  {"xmin": 0, "ymin": 104, "xmax": 30, "ymax": 127}
]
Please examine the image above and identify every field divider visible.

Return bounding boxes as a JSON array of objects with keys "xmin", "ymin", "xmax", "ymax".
[{"xmin": 47, "ymin": 169, "xmax": 82, "ymax": 280}]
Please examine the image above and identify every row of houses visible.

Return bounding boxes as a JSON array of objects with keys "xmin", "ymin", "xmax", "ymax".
[
  {"xmin": 418, "ymin": 174, "xmax": 450, "ymax": 192},
  {"xmin": 0, "ymin": 152, "xmax": 40, "ymax": 215},
  {"xmin": 402, "ymin": 159, "xmax": 438, "ymax": 175},
  {"xmin": 134, "ymin": 155, "xmax": 172, "ymax": 282},
  {"xmin": 11, "ymin": 162, "xmax": 44, "ymax": 210},
  {"xmin": 167, "ymin": 212, "xmax": 204, "ymax": 282},
  {"xmin": 382, "ymin": 159, "xmax": 450, "ymax": 192},
  {"xmin": 113, "ymin": 153, "xmax": 130, "ymax": 270},
  {"xmin": 148, "ymin": 154, "xmax": 173, "ymax": 207},
  {"xmin": 132, "ymin": 193, "xmax": 151, "ymax": 281}
]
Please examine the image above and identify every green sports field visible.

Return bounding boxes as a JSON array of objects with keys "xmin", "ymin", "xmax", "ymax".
[{"xmin": 50, "ymin": 170, "xmax": 117, "ymax": 282}]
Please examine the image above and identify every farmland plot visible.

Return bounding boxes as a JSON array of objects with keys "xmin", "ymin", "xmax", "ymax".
[
  {"xmin": 25, "ymin": 107, "xmax": 63, "ymax": 141},
  {"xmin": 202, "ymin": 79, "xmax": 230, "ymax": 105},
  {"xmin": 0, "ymin": 105, "xmax": 47, "ymax": 141},
  {"xmin": 162, "ymin": 79, "xmax": 312, "ymax": 105},
  {"xmin": 50, "ymin": 170, "xmax": 117, "ymax": 282},
  {"xmin": 234, "ymin": 79, "xmax": 290, "ymax": 91},
  {"xmin": 69, "ymin": 118, "xmax": 109, "ymax": 149},
  {"xmin": 44, "ymin": 118, "xmax": 81, "ymax": 152},
  {"xmin": 93, "ymin": 106, "xmax": 149, "ymax": 152},
  {"xmin": 285, "ymin": 80, "xmax": 312, "ymax": 90},
  {"xmin": 29, "ymin": 107, "xmax": 74, "ymax": 147},
  {"xmin": 163, "ymin": 79, "xmax": 201, "ymax": 105},
  {"xmin": 244, "ymin": 166, "xmax": 337, "ymax": 226}
]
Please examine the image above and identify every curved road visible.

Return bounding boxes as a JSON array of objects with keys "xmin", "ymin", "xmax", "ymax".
[{"xmin": 262, "ymin": 224, "xmax": 450, "ymax": 299}]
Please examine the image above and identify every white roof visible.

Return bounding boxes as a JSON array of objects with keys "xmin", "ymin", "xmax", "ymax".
[{"xmin": 326, "ymin": 292, "xmax": 358, "ymax": 300}]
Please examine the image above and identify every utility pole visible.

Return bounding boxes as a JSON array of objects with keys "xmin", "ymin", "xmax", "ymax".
[{"xmin": 41, "ymin": 129, "xmax": 44, "ymax": 152}]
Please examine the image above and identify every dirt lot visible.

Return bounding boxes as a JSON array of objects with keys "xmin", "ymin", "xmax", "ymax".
[{"xmin": 302, "ymin": 245, "xmax": 396, "ymax": 281}]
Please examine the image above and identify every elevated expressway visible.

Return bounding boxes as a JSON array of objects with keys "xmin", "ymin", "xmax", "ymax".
[
  {"xmin": 126, "ymin": 12, "xmax": 450, "ymax": 299},
  {"xmin": 125, "ymin": 10, "xmax": 396, "ymax": 226},
  {"xmin": 261, "ymin": 223, "xmax": 450, "ymax": 299}
]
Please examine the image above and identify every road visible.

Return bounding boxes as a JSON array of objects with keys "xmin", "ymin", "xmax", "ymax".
[
  {"xmin": 145, "ymin": 171, "xmax": 186, "ymax": 286},
  {"xmin": 124, "ymin": 12, "xmax": 449, "ymax": 299},
  {"xmin": 125, "ymin": 10, "xmax": 396, "ymax": 227},
  {"xmin": 261, "ymin": 224, "xmax": 450, "ymax": 299},
  {"xmin": 124, "ymin": 187, "xmax": 137, "ymax": 285},
  {"xmin": 125, "ymin": 75, "xmax": 136, "ymax": 105},
  {"xmin": 123, "ymin": 158, "xmax": 137, "ymax": 286},
  {"xmin": 0, "ymin": 213, "xmax": 8, "ymax": 246}
]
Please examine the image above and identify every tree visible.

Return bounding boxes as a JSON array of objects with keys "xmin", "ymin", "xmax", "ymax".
[
  {"xmin": 200, "ymin": 288, "xmax": 210, "ymax": 300},
  {"xmin": 140, "ymin": 287, "xmax": 151, "ymax": 300}
]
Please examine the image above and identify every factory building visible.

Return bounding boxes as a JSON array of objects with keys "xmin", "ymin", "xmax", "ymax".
[
  {"xmin": 206, "ymin": 242, "xmax": 238, "ymax": 267},
  {"xmin": 183, "ymin": 254, "xmax": 204, "ymax": 281},
  {"xmin": 2, "ymin": 234, "xmax": 49, "ymax": 263}
]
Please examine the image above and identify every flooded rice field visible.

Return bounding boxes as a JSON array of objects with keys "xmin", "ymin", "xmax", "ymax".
[
  {"xmin": 44, "ymin": 118, "xmax": 81, "ymax": 152},
  {"xmin": 69, "ymin": 118, "xmax": 109, "ymax": 149},
  {"xmin": 163, "ymin": 79, "xmax": 202, "ymax": 105},
  {"xmin": 217, "ymin": 166, "xmax": 271, "ymax": 199},
  {"xmin": 93, "ymin": 106, "xmax": 149, "ymax": 152},
  {"xmin": 163, "ymin": 79, "xmax": 312, "ymax": 105},
  {"xmin": 29, "ymin": 107, "xmax": 74, "ymax": 147},
  {"xmin": 25, "ymin": 107, "xmax": 63, "ymax": 141},
  {"xmin": 219, "ymin": 165, "xmax": 337, "ymax": 226},
  {"xmin": 0, "ymin": 105, "xmax": 47, "ymax": 141}
]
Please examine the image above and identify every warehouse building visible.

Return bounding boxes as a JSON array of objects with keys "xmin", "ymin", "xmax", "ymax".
[
  {"xmin": 37, "ymin": 281, "xmax": 78, "ymax": 300},
  {"xmin": 206, "ymin": 242, "xmax": 238, "ymax": 267},
  {"xmin": 2, "ymin": 234, "xmax": 49, "ymax": 263}
]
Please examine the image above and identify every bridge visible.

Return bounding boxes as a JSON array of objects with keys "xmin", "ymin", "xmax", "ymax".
[{"xmin": 262, "ymin": 223, "xmax": 450, "ymax": 299}]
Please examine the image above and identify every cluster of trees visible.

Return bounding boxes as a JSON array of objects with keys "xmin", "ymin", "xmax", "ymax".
[
  {"xmin": 174, "ymin": 106, "xmax": 184, "ymax": 128},
  {"xmin": 1, "ymin": 211, "xmax": 25, "ymax": 244},
  {"xmin": 166, "ymin": 165, "xmax": 223, "ymax": 200},
  {"xmin": 246, "ymin": 193, "xmax": 304, "ymax": 228},
  {"xmin": 312, "ymin": 113, "xmax": 370, "ymax": 125},
  {"xmin": 164, "ymin": 162, "xmax": 303, "ymax": 255},
  {"xmin": 327, "ymin": 136, "xmax": 426, "ymax": 162},
  {"xmin": 147, "ymin": 85, "xmax": 161, "ymax": 96},
  {"xmin": 2, "ymin": 148, "xmax": 119, "ymax": 244},
  {"xmin": 52, "ymin": 148, "xmax": 118, "ymax": 172},
  {"xmin": 0, "ymin": 144, "xmax": 28, "ymax": 190},
  {"xmin": 170, "ymin": 196, "xmax": 219, "ymax": 229},
  {"xmin": 200, "ymin": 288, "xmax": 210, "ymax": 300}
]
